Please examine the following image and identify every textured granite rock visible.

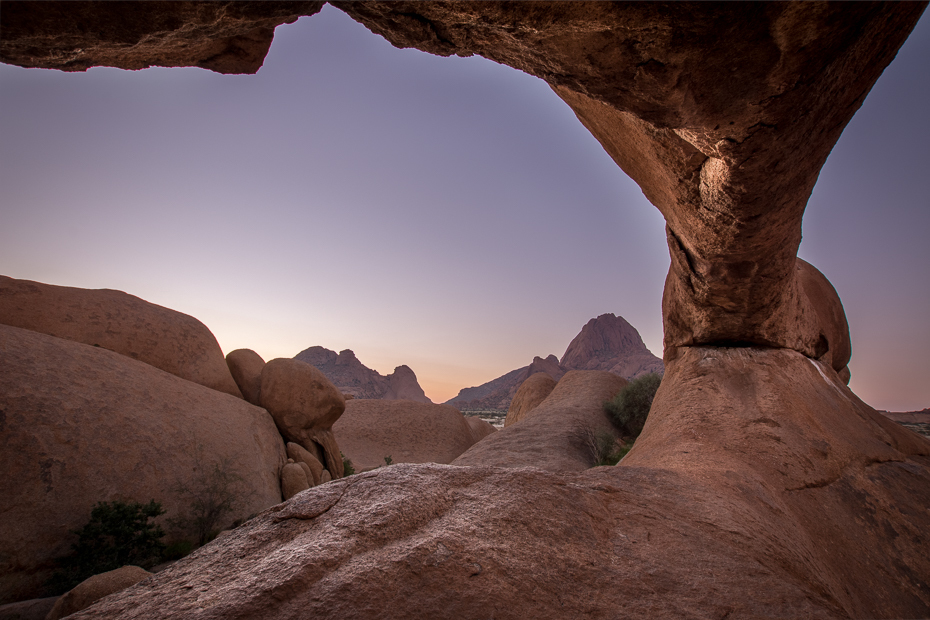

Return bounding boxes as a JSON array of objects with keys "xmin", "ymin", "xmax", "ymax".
[
  {"xmin": 46, "ymin": 566, "xmax": 150, "ymax": 620},
  {"xmin": 0, "ymin": 1, "xmax": 324, "ymax": 73},
  {"xmin": 65, "ymin": 347, "xmax": 930, "ymax": 620},
  {"xmin": 464, "ymin": 416, "xmax": 496, "ymax": 444},
  {"xmin": 2, "ymin": 3, "xmax": 928, "ymax": 616},
  {"xmin": 0, "ymin": 324, "xmax": 285, "ymax": 605},
  {"xmin": 0, "ymin": 275, "xmax": 241, "ymax": 397},
  {"xmin": 0, "ymin": 596, "xmax": 58, "ymax": 620},
  {"xmin": 260, "ymin": 358, "xmax": 346, "ymax": 478},
  {"xmin": 334, "ymin": 400, "xmax": 477, "ymax": 472},
  {"xmin": 453, "ymin": 371, "xmax": 627, "ymax": 472},
  {"xmin": 225, "ymin": 349, "xmax": 266, "ymax": 406},
  {"xmin": 503, "ymin": 372, "xmax": 556, "ymax": 428}
]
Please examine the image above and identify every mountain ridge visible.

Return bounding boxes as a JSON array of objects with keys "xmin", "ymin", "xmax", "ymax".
[
  {"xmin": 293, "ymin": 346, "xmax": 431, "ymax": 403},
  {"xmin": 446, "ymin": 313, "xmax": 663, "ymax": 411}
]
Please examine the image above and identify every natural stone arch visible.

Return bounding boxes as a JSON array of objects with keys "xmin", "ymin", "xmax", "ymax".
[
  {"xmin": 2, "ymin": 2, "xmax": 923, "ymax": 372},
  {"xmin": 2, "ymin": 3, "xmax": 930, "ymax": 618}
]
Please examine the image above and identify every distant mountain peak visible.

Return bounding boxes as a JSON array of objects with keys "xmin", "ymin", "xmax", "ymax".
[
  {"xmin": 293, "ymin": 346, "xmax": 431, "ymax": 403},
  {"xmin": 560, "ymin": 313, "xmax": 648, "ymax": 368},
  {"xmin": 446, "ymin": 313, "xmax": 662, "ymax": 411}
]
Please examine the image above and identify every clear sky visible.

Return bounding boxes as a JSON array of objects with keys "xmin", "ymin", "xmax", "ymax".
[{"xmin": 1, "ymin": 6, "xmax": 927, "ymax": 410}]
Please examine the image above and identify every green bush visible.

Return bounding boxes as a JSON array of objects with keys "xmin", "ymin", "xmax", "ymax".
[
  {"xmin": 342, "ymin": 452, "xmax": 355, "ymax": 476},
  {"xmin": 605, "ymin": 373, "xmax": 662, "ymax": 438},
  {"xmin": 573, "ymin": 425, "xmax": 630, "ymax": 467},
  {"xmin": 49, "ymin": 500, "xmax": 166, "ymax": 593},
  {"xmin": 383, "ymin": 455, "xmax": 393, "ymax": 466}
]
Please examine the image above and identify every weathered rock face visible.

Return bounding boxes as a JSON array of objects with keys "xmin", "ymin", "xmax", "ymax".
[
  {"xmin": 3, "ymin": 2, "xmax": 928, "ymax": 617},
  {"xmin": 280, "ymin": 462, "xmax": 310, "ymax": 501},
  {"xmin": 560, "ymin": 313, "xmax": 663, "ymax": 377},
  {"xmin": 46, "ymin": 566, "xmax": 150, "ymax": 620},
  {"xmin": 343, "ymin": 3, "xmax": 917, "ymax": 354},
  {"xmin": 333, "ymin": 400, "xmax": 477, "ymax": 473},
  {"xmin": 0, "ymin": 1, "xmax": 324, "ymax": 73},
  {"xmin": 386, "ymin": 365, "xmax": 430, "ymax": 401},
  {"xmin": 293, "ymin": 347, "xmax": 432, "ymax": 403},
  {"xmin": 453, "ymin": 371, "xmax": 627, "ymax": 472},
  {"xmin": 259, "ymin": 358, "xmax": 346, "ymax": 478},
  {"xmin": 66, "ymin": 347, "xmax": 930, "ymax": 620},
  {"xmin": 503, "ymin": 372, "xmax": 556, "ymax": 428},
  {"xmin": 0, "ymin": 275, "xmax": 241, "ymax": 398},
  {"xmin": 0, "ymin": 324, "xmax": 285, "ymax": 605},
  {"xmin": 225, "ymin": 348, "xmax": 265, "ymax": 406},
  {"xmin": 285, "ymin": 442, "xmax": 323, "ymax": 487},
  {"xmin": 464, "ymin": 416, "xmax": 496, "ymax": 444}
]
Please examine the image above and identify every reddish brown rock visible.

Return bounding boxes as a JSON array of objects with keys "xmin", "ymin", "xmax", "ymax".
[
  {"xmin": 2, "ymin": 3, "xmax": 928, "ymax": 617},
  {"xmin": 64, "ymin": 348, "xmax": 930, "ymax": 620},
  {"xmin": 0, "ymin": 324, "xmax": 285, "ymax": 605},
  {"xmin": 464, "ymin": 416, "xmax": 496, "ymax": 444},
  {"xmin": 560, "ymin": 313, "xmax": 663, "ymax": 378},
  {"xmin": 294, "ymin": 347, "xmax": 432, "ymax": 403},
  {"xmin": 280, "ymin": 462, "xmax": 310, "ymax": 501},
  {"xmin": 333, "ymin": 400, "xmax": 477, "ymax": 472},
  {"xmin": 385, "ymin": 365, "xmax": 430, "ymax": 402},
  {"xmin": 0, "ymin": 596, "xmax": 58, "ymax": 620},
  {"xmin": 45, "ymin": 566, "xmax": 150, "ymax": 620},
  {"xmin": 453, "ymin": 371, "xmax": 627, "ymax": 472},
  {"xmin": 260, "ymin": 358, "xmax": 346, "ymax": 478},
  {"xmin": 0, "ymin": 275, "xmax": 241, "ymax": 397},
  {"xmin": 225, "ymin": 349, "xmax": 265, "ymax": 406},
  {"xmin": 285, "ymin": 442, "xmax": 323, "ymax": 487},
  {"xmin": 504, "ymin": 372, "xmax": 557, "ymax": 428},
  {"xmin": 0, "ymin": 2, "xmax": 324, "ymax": 73}
]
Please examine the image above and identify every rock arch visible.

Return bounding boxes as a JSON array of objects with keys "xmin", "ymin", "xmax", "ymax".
[{"xmin": 2, "ymin": 3, "xmax": 929, "ymax": 617}]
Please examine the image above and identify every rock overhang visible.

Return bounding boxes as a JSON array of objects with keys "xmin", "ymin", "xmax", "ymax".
[{"xmin": 2, "ymin": 1, "xmax": 922, "ymax": 363}]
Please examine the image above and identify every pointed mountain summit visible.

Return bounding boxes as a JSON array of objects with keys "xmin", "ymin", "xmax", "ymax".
[
  {"xmin": 293, "ymin": 346, "xmax": 431, "ymax": 403},
  {"xmin": 561, "ymin": 313, "xmax": 664, "ymax": 377},
  {"xmin": 446, "ymin": 313, "xmax": 662, "ymax": 411}
]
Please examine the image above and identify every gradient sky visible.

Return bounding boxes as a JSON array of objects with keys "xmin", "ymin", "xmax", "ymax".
[{"xmin": 1, "ymin": 6, "xmax": 927, "ymax": 410}]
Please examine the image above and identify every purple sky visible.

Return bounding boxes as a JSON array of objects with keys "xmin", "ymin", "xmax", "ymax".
[{"xmin": 1, "ymin": 6, "xmax": 927, "ymax": 409}]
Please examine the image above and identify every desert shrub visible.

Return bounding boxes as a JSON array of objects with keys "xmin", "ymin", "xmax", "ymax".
[
  {"xmin": 605, "ymin": 373, "xmax": 662, "ymax": 439},
  {"xmin": 383, "ymin": 455, "xmax": 393, "ymax": 466},
  {"xmin": 49, "ymin": 500, "xmax": 165, "ymax": 593},
  {"xmin": 573, "ymin": 425, "xmax": 629, "ymax": 467},
  {"xmin": 342, "ymin": 452, "xmax": 355, "ymax": 476}
]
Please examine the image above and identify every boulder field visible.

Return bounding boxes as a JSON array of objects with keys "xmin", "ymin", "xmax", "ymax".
[{"xmin": 1, "ymin": 2, "xmax": 929, "ymax": 617}]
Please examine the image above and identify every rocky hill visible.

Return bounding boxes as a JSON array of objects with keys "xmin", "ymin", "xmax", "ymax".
[
  {"xmin": 446, "ymin": 313, "xmax": 662, "ymax": 411},
  {"xmin": 293, "ymin": 346, "xmax": 431, "ymax": 403}
]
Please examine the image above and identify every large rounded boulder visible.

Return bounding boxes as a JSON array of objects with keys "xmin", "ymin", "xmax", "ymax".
[
  {"xmin": 0, "ymin": 324, "xmax": 285, "ymax": 605},
  {"xmin": 225, "ymin": 348, "xmax": 266, "ymax": 406},
  {"xmin": 334, "ymin": 400, "xmax": 478, "ymax": 472},
  {"xmin": 504, "ymin": 372, "xmax": 557, "ymax": 427},
  {"xmin": 0, "ymin": 276, "xmax": 241, "ymax": 397},
  {"xmin": 454, "ymin": 371, "xmax": 627, "ymax": 472},
  {"xmin": 260, "ymin": 359, "xmax": 346, "ymax": 478}
]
